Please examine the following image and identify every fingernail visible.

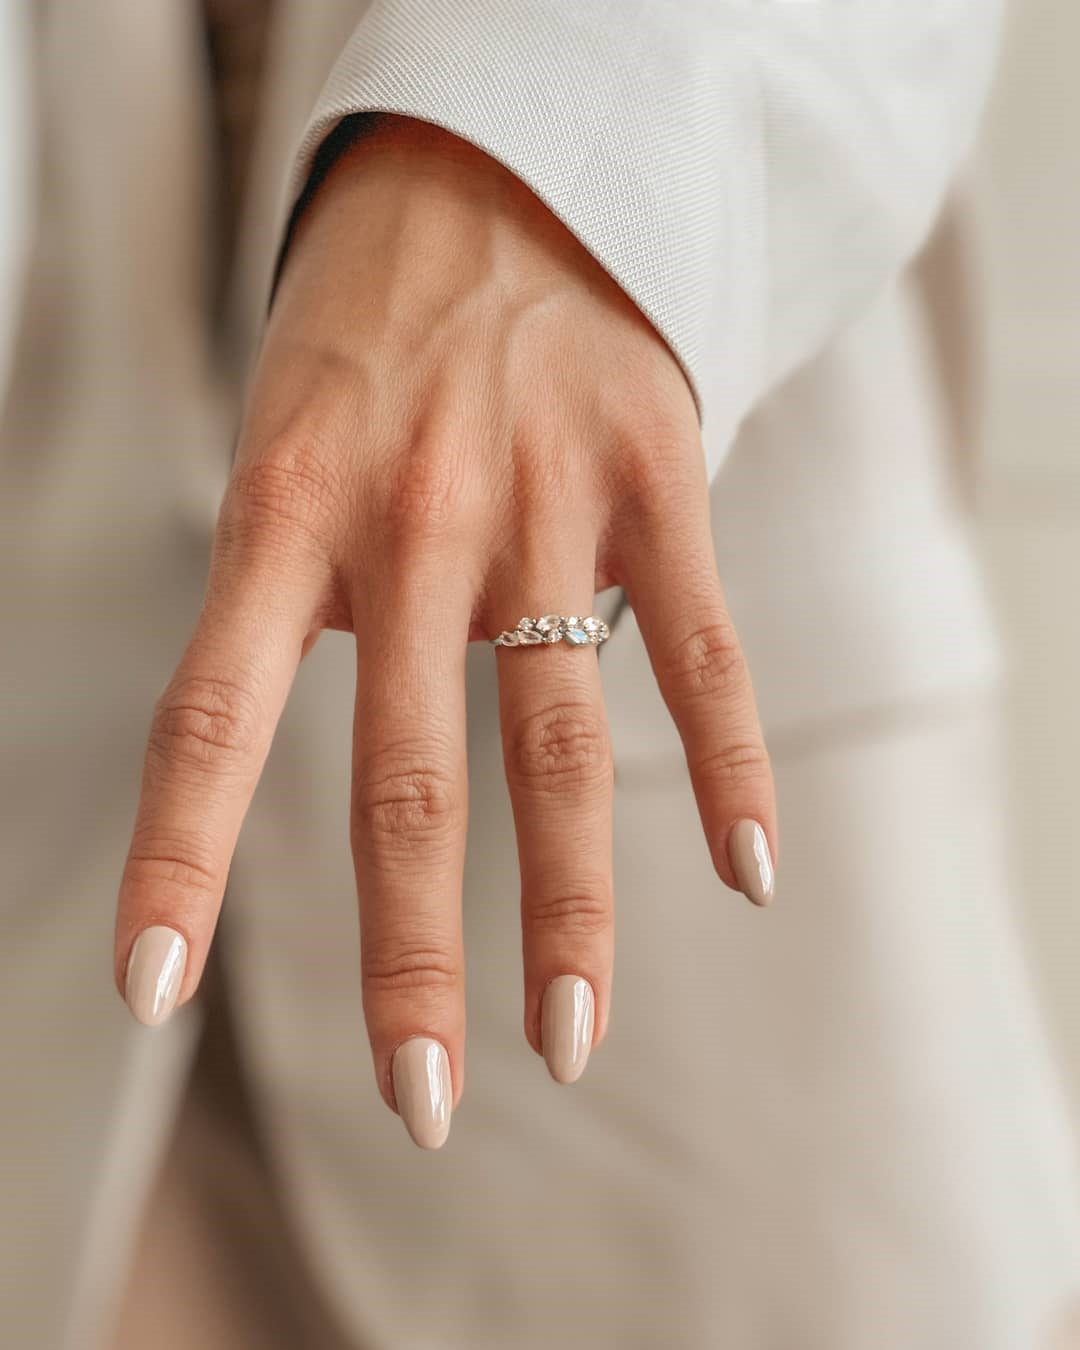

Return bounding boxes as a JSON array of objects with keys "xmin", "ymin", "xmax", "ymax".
[
  {"xmin": 392, "ymin": 1037, "xmax": 452, "ymax": 1149},
  {"xmin": 541, "ymin": 975, "xmax": 595, "ymax": 1084},
  {"xmin": 124, "ymin": 926, "xmax": 187, "ymax": 1026},
  {"xmin": 728, "ymin": 819, "xmax": 775, "ymax": 906}
]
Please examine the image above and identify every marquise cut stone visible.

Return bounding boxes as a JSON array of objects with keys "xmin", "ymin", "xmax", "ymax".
[
  {"xmin": 564, "ymin": 628, "xmax": 590, "ymax": 646},
  {"xmin": 517, "ymin": 628, "xmax": 545, "ymax": 645},
  {"xmin": 536, "ymin": 614, "xmax": 563, "ymax": 633}
]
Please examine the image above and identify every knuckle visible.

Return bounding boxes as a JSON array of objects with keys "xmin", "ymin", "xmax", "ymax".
[
  {"xmin": 149, "ymin": 675, "xmax": 259, "ymax": 769},
  {"xmin": 507, "ymin": 703, "xmax": 613, "ymax": 795},
  {"xmin": 354, "ymin": 758, "xmax": 460, "ymax": 855},
  {"xmin": 362, "ymin": 936, "xmax": 460, "ymax": 996},
  {"xmin": 616, "ymin": 419, "xmax": 703, "ymax": 512},
  {"xmin": 510, "ymin": 434, "xmax": 573, "ymax": 504},
  {"xmin": 661, "ymin": 620, "xmax": 748, "ymax": 707},
  {"xmin": 124, "ymin": 832, "xmax": 220, "ymax": 898},
  {"xmin": 525, "ymin": 885, "xmax": 613, "ymax": 939},
  {"xmin": 220, "ymin": 439, "xmax": 342, "ymax": 551},
  {"xmin": 381, "ymin": 446, "xmax": 474, "ymax": 543},
  {"xmin": 694, "ymin": 739, "xmax": 773, "ymax": 792}
]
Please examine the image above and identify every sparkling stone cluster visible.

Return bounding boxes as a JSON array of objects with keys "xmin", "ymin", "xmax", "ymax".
[{"xmin": 490, "ymin": 614, "xmax": 610, "ymax": 648}]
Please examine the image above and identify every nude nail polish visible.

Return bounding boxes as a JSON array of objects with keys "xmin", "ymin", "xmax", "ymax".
[
  {"xmin": 541, "ymin": 975, "xmax": 595, "ymax": 1084},
  {"xmin": 729, "ymin": 819, "xmax": 775, "ymax": 906},
  {"xmin": 392, "ymin": 1037, "xmax": 452, "ymax": 1149},
  {"xmin": 124, "ymin": 926, "xmax": 187, "ymax": 1027}
]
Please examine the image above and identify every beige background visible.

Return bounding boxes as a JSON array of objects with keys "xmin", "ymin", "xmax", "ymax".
[{"xmin": 975, "ymin": 0, "xmax": 1080, "ymax": 1110}]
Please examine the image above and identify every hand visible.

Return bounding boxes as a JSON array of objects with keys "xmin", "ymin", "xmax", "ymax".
[{"xmin": 114, "ymin": 117, "xmax": 776, "ymax": 1148}]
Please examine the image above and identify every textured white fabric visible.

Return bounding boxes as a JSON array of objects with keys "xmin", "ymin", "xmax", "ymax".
[{"xmin": 289, "ymin": 0, "xmax": 1004, "ymax": 479}]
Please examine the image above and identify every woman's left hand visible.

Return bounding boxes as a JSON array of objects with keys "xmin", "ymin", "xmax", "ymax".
[{"xmin": 114, "ymin": 118, "xmax": 776, "ymax": 1148}]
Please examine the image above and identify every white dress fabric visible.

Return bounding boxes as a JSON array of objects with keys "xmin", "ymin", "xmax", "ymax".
[{"xmin": 1, "ymin": 2, "xmax": 1078, "ymax": 1347}]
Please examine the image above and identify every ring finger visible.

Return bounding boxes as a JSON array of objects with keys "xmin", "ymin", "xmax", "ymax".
[{"xmin": 490, "ymin": 536, "xmax": 614, "ymax": 1084}]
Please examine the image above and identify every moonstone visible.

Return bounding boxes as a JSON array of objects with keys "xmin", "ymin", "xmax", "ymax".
[{"xmin": 564, "ymin": 628, "xmax": 590, "ymax": 646}]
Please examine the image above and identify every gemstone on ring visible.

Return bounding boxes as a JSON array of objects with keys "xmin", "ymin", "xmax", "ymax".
[{"xmin": 489, "ymin": 614, "xmax": 611, "ymax": 648}]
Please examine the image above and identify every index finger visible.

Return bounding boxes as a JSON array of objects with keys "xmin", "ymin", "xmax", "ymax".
[{"xmin": 114, "ymin": 466, "xmax": 329, "ymax": 1024}]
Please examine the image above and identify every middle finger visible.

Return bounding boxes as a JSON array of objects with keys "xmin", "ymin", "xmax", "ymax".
[{"xmin": 351, "ymin": 554, "xmax": 473, "ymax": 1149}]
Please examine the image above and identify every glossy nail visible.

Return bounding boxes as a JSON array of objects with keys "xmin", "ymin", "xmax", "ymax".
[
  {"xmin": 729, "ymin": 819, "xmax": 775, "ymax": 906},
  {"xmin": 124, "ymin": 926, "xmax": 187, "ymax": 1026},
  {"xmin": 392, "ymin": 1037, "xmax": 452, "ymax": 1149},
  {"xmin": 541, "ymin": 975, "xmax": 595, "ymax": 1084}
]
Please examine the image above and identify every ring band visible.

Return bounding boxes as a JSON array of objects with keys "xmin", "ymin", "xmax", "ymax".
[{"xmin": 489, "ymin": 614, "xmax": 611, "ymax": 648}]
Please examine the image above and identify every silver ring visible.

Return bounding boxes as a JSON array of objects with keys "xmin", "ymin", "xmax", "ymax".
[{"xmin": 489, "ymin": 614, "xmax": 611, "ymax": 648}]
